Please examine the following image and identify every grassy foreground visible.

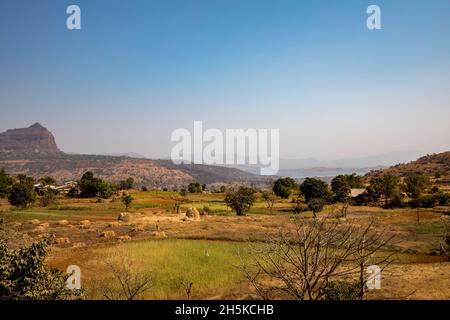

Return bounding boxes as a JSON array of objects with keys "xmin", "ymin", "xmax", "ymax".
[{"xmin": 51, "ymin": 239, "xmax": 248, "ymax": 299}]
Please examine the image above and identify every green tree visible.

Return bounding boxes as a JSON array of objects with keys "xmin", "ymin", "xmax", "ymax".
[
  {"xmin": 331, "ymin": 175, "xmax": 351, "ymax": 202},
  {"xmin": 307, "ymin": 198, "xmax": 325, "ymax": 218},
  {"xmin": 38, "ymin": 176, "xmax": 56, "ymax": 186},
  {"xmin": 0, "ymin": 239, "xmax": 84, "ymax": 300},
  {"xmin": 370, "ymin": 174, "xmax": 400, "ymax": 206},
  {"xmin": 0, "ymin": 169, "xmax": 13, "ymax": 198},
  {"xmin": 299, "ymin": 178, "xmax": 331, "ymax": 202},
  {"xmin": 120, "ymin": 177, "xmax": 134, "ymax": 190},
  {"xmin": 261, "ymin": 191, "xmax": 277, "ymax": 213},
  {"xmin": 404, "ymin": 173, "xmax": 429, "ymax": 202},
  {"xmin": 224, "ymin": 187, "xmax": 256, "ymax": 216},
  {"xmin": 344, "ymin": 173, "xmax": 364, "ymax": 188},
  {"xmin": 8, "ymin": 182, "xmax": 36, "ymax": 208},
  {"xmin": 188, "ymin": 182, "xmax": 202, "ymax": 193},
  {"xmin": 16, "ymin": 174, "xmax": 35, "ymax": 188},
  {"xmin": 39, "ymin": 189, "xmax": 57, "ymax": 207},
  {"xmin": 121, "ymin": 194, "xmax": 134, "ymax": 210},
  {"xmin": 273, "ymin": 177, "xmax": 297, "ymax": 199},
  {"xmin": 79, "ymin": 171, "xmax": 112, "ymax": 199},
  {"xmin": 97, "ymin": 181, "xmax": 113, "ymax": 199}
]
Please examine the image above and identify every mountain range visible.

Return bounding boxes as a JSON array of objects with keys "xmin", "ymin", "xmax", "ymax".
[{"xmin": 0, "ymin": 123, "xmax": 262, "ymax": 187}]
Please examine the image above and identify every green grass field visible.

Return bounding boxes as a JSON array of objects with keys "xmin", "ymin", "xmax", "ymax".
[{"xmin": 71, "ymin": 239, "xmax": 248, "ymax": 299}]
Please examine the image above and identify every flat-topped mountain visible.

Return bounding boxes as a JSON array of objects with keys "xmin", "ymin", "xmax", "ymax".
[
  {"xmin": 0, "ymin": 124, "xmax": 262, "ymax": 186},
  {"xmin": 0, "ymin": 123, "xmax": 61, "ymax": 155}
]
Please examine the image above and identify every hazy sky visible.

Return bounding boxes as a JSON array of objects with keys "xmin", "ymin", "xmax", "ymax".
[{"xmin": 0, "ymin": 0, "xmax": 449, "ymax": 160}]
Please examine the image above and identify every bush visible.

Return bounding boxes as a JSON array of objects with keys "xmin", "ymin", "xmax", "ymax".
[
  {"xmin": 387, "ymin": 191, "xmax": 404, "ymax": 208},
  {"xmin": 307, "ymin": 198, "xmax": 325, "ymax": 217},
  {"xmin": 323, "ymin": 281, "xmax": 360, "ymax": 300},
  {"xmin": 0, "ymin": 169, "xmax": 13, "ymax": 199},
  {"xmin": 0, "ymin": 239, "xmax": 84, "ymax": 300},
  {"xmin": 417, "ymin": 195, "xmax": 437, "ymax": 208},
  {"xmin": 8, "ymin": 182, "xmax": 36, "ymax": 208},
  {"xmin": 201, "ymin": 206, "xmax": 210, "ymax": 215},
  {"xmin": 119, "ymin": 177, "xmax": 134, "ymax": 190},
  {"xmin": 40, "ymin": 189, "xmax": 58, "ymax": 207},
  {"xmin": 293, "ymin": 202, "xmax": 308, "ymax": 214},
  {"xmin": 188, "ymin": 182, "xmax": 202, "ymax": 193},
  {"xmin": 121, "ymin": 194, "xmax": 134, "ymax": 210},
  {"xmin": 141, "ymin": 186, "xmax": 148, "ymax": 192},
  {"xmin": 66, "ymin": 187, "xmax": 79, "ymax": 198},
  {"xmin": 434, "ymin": 192, "xmax": 450, "ymax": 206}
]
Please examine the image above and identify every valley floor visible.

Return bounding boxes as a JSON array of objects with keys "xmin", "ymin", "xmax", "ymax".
[{"xmin": 1, "ymin": 191, "xmax": 449, "ymax": 299}]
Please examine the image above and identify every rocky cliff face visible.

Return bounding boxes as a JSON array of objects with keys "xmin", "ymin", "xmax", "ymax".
[{"xmin": 0, "ymin": 123, "xmax": 61, "ymax": 155}]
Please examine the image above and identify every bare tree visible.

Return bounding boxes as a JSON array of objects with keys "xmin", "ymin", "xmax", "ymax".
[
  {"xmin": 100, "ymin": 256, "xmax": 153, "ymax": 300},
  {"xmin": 237, "ymin": 217, "xmax": 394, "ymax": 300},
  {"xmin": 180, "ymin": 281, "xmax": 194, "ymax": 299}
]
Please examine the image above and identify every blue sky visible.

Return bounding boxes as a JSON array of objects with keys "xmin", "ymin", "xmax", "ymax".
[{"xmin": 0, "ymin": 0, "xmax": 449, "ymax": 160}]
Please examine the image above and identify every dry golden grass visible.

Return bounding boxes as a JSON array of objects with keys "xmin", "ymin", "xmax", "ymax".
[{"xmin": 2, "ymin": 190, "xmax": 449, "ymax": 299}]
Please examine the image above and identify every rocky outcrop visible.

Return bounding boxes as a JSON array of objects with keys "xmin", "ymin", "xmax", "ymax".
[{"xmin": 0, "ymin": 123, "xmax": 61, "ymax": 155}]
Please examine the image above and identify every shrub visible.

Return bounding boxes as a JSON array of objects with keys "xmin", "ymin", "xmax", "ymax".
[
  {"xmin": 404, "ymin": 173, "xmax": 428, "ymax": 200},
  {"xmin": 0, "ymin": 239, "xmax": 84, "ymax": 300},
  {"xmin": 66, "ymin": 187, "xmax": 80, "ymax": 198},
  {"xmin": 8, "ymin": 182, "xmax": 36, "ymax": 208},
  {"xmin": 324, "ymin": 281, "xmax": 360, "ymax": 300},
  {"xmin": 0, "ymin": 169, "xmax": 13, "ymax": 199},
  {"xmin": 121, "ymin": 194, "xmax": 134, "ymax": 210},
  {"xmin": 201, "ymin": 206, "xmax": 210, "ymax": 215},
  {"xmin": 293, "ymin": 202, "xmax": 308, "ymax": 214},
  {"xmin": 119, "ymin": 177, "xmax": 134, "ymax": 190},
  {"xmin": 40, "ymin": 189, "xmax": 58, "ymax": 207},
  {"xmin": 417, "ymin": 194, "xmax": 437, "ymax": 208},
  {"xmin": 434, "ymin": 192, "xmax": 450, "ymax": 206},
  {"xmin": 141, "ymin": 186, "xmax": 148, "ymax": 192},
  {"xmin": 307, "ymin": 198, "xmax": 325, "ymax": 218},
  {"xmin": 387, "ymin": 191, "xmax": 404, "ymax": 208},
  {"xmin": 188, "ymin": 182, "xmax": 202, "ymax": 193}
]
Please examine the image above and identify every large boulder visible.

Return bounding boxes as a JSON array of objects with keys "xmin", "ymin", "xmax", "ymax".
[
  {"xmin": 118, "ymin": 212, "xmax": 131, "ymax": 222},
  {"xmin": 186, "ymin": 207, "xmax": 201, "ymax": 221}
]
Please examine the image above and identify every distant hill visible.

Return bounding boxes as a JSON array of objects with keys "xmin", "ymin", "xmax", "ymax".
[
  {"xmin": 0, "ymin": 123, "xmax": 61, "ymax": 155},
  {"xmin": 365, "ymin": 151, "xmax": 450, "ymax": 178},
  {"xmin": 0, "ymin": 124, "xmax": 262, "ymax": 186},
  {"xmin": 279, "ymin": 151, "xmax": 424, "ymax": 170}
]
